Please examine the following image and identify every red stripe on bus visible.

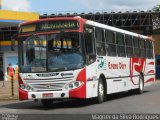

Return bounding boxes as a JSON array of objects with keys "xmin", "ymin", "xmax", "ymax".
[
  {"xmin": 145, "ymin": 78, "xmax": 155, "ymax": 83},
  {"xmin": 69, "ymin": 68, "xmax": 86, "ymax": 98},
  {"xmin": 147, "ymin": 70, "xmax": 155, "ymax": 74},
  {"xmin": 19, "ymin": 89, "xmax": 28, "ymax": 100},
  {"xmin": 148, "ymin": 62, "xmax": 154, "ymax": 65}
]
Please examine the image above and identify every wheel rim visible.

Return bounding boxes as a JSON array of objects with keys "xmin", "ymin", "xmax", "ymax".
[
  {"xmin": 99, "ymin": 82, "xmax": 104, "ymax": 99},
  {"xmin": 139, "ymin": 77, "xmax": 143, "ymax": 91}
]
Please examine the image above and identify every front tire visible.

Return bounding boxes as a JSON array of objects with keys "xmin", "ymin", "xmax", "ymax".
[{"xmin": 96, "ymin": 78, "xmax": 105, "ymax": 104}]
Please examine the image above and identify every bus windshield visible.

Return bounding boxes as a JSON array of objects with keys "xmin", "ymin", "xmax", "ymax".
[{"xmin": 19, "ymin": 32, "xmax": 85, "ymax": 72}]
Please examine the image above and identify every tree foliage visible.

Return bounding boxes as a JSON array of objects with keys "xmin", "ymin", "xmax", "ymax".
[{"xmin": 153, "ymin": 4, "xmax": 160, "ymax": 12}]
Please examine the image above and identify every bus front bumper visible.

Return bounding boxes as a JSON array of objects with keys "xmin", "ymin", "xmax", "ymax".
[
  {"xmin": 19, "ymin": 88, "xmax": 69, "ymax": 100},
  {"xmin": 19, "ymin": 83, "xmax": 86, "ymax": 100}
]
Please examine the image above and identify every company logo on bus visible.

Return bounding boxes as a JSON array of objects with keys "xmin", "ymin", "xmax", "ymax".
[{"xmin": 98, "ymin": 57, "xmax": 106, "ymax": 70}]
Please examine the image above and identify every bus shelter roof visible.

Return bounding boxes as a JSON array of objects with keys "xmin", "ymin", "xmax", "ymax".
[{"xmin": 0, "ymin": 10, "xmax": 39, "ymax": 28}]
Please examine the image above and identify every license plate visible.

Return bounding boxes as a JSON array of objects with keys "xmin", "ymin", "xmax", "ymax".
[{"xmin": 42, "ymin": 93, "xmax": 53, "ymax": 98}]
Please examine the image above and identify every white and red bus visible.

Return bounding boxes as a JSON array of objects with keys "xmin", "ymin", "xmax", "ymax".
[{"xmin": 13, "ymin": 16, "xmax": 155, "ymax": 106}]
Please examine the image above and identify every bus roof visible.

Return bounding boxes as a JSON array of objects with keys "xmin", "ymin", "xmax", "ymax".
[
  {"xmin": 20, "ymin": 16, "xmax": 153, "ymax": 41},
  {"xmin": 86, "ymin": 20, "xmax": 154, "ymax": 41},
  {"xmin": 20, "ymin": 16, "xmax": 86, "ymax": 26}
]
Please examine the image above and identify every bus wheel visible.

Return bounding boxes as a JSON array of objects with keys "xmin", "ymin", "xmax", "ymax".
[
  {"xmin": 97, "ymin": 78, "xmax": 105, "ymax": 104},
  {"xmin": 136, "ymin": 74, "xmax": 144, "ymax": 94},
  {"xmin": 41, "ymin": 99, "xmax": 53, "ymax": 107}
]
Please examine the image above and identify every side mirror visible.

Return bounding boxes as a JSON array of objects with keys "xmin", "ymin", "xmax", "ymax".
[
  {"xmin": 86, "ymin": 54, "xmax": 96, "ymax": 65},
  {"xmin": 11, "ymin": 33, "xmax": 18, "ymax": 51}
]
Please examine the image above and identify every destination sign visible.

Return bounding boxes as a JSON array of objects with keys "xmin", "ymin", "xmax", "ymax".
[
  {"xmin": 21, "ymin": 25, "xmax": 36, "ymax": 33},
  {"xmin": 20, "ymin": 20, "xmax": 79, "ymax": 33},
  {"xmin": 40, "ymin": 21, "xmax": 79, "ymax": 30}
]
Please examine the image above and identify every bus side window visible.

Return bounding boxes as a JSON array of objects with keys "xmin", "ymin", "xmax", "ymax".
[
  {"xmin": 84, "ymin": 26, "xmax": 95, "ymax": 54},
  {"xmin": 116, "ymin": 33, "xmax": 126, "ymax": 57},
  {"xmin": 83, "ymin": 25, "xmax": 96, "ymax": 64},
  {"xmin": 133, "ymin": 37, "xmax": 141, "ymax": 58},
  {"xmin": 140, "ymin": 39, "xmax": 146, "ymax": 58},
  {"xmin": 150, "ymin": 41, "xmax": 154, "ymax": 58},
  {"xmin": 106, "ymin": 30, "xmax": 117, "ymax": 57},
  {"xmin": 146, "ymin": 40, "xmax": 153, "ymax": 59},
  {"xmin": 125, "ymin": 35, "xmax": 134, "ymax": 57},
  {"xmin": 95, "ymin": 28, "xmax": 106, "ymax": 56}
]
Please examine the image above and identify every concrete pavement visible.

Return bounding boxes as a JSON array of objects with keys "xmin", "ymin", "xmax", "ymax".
[
  {"xmin": 0, "ymin": 80, "xmax": 18, "ymax": 101},
  {"xmin": 0, "ymin": 80, "xmax": 159, "ymax": 101},
  {"xmin": 0, "ymin": 80, "xmax": 160, "ymax": 114}
]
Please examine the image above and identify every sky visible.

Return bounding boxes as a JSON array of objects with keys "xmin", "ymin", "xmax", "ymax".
[{"xmin": 2, "ymin": 0, "xmax": 160, "ymax": 14}]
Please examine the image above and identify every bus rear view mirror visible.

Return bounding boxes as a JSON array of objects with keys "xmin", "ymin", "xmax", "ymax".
[{"xmin": 11, "ymin": 33, "xmax": 18, "ymax": 51}]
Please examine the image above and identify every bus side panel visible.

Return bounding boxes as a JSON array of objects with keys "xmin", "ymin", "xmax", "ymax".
[
  {"xmin": 144, "ymin": 75, "xmax": 155, "ymax": 87},
  {"xmin": 106, "ymin": 76, "xmax": 139, "ymax": 94},
  {"xmin": 127, "ymin": 76, "xmax": 139, "ymax": 90},
  {"xmin": 105, "ymin": 57, "xmax": 136, "ymax": 93},
  {"xmin": 86, "ymin": 81, "xmax": 98, "ymax": 98},
  {"xmin": 86, "ymin": 62, "xmax": 99, "ymax": 98},
  {"xmin": 143, "ymin": 59, "xmax": 155, "ymax": 87},
  {"xmin": 85, "ymin": 56, "xmax": 155, "ymax": 97},
  {"xmin": 107, "ymin": 79, "xmax": 127, "ymax": 94}
]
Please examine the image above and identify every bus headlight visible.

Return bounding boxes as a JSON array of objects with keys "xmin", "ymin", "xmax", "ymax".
[
  {"xmin": 63, "ymin": 81, "xmax": 84, "ymax": 90},
  {"xmin": 20, "ymin": 84, "xmax": 25, "ymax": 90},
  {"xmin": 20, "ymin": 84, "xmax": 33, "ymax": 92}
]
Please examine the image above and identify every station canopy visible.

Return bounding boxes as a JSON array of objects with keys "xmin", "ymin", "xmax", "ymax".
[{"xmin": 0, "ymin": 10, "xmax": 39, "ymax": 28}]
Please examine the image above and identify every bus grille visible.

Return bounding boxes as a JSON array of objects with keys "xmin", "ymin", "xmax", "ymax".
[{"xmin": 25, "ymin": 76, "xmax": 74, "ymax": 91}]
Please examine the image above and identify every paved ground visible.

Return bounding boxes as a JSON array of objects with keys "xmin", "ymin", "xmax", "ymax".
[
  {"xmin": 0, "ymin": 80, "xmax": 18, "ymax": 101},
  {"xmin": 0, "ymin": 80, "xmax": 160, "ymax": 120},
  {"xmin": 0, "ymin": 81, "xmax": 160, "ymax": 113}
]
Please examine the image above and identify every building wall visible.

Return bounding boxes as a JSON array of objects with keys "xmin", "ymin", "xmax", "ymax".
[{"xmin": 153, "ymin": 34, "xmax": 160, "ymax": 55}]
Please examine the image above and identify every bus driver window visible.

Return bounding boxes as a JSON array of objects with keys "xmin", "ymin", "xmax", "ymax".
[{"xmin": 83, "ymin": 26, "xmax": 96, "ymax": 65}]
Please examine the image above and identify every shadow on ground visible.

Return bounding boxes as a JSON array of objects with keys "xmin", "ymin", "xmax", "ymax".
[{"xmin": 1, "ymin": 90, "xmax": 149, "ymax": 111}]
